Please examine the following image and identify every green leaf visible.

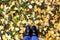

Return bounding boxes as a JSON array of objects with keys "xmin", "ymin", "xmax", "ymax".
[
  {"xmin": 11, "ymin": 5, "xmax": 15, "ymax": 11},
  {"xmin": 13, "ymin": 23, "xmax": 17, "ymax": 27},
  {"xmin": 58, "ymin": 17, "xmax": 60, "ymax": 21},
  {"xmin": 8, "ymin": 15, "xmax": 12, "ymax": 21},
  {"xmin": 4, "ymin": 0, "xmax": 10, "ymax": 5},
  {"xmin": 0, "ymin": 0, "xmax": 2, "ymax": 4},
  {"xmin": 48, "ymin": 24, "xmax": 54, "ymax": 29},
  {"xmin": 31, "ymin": 3, "xmax": 36, "ymax": 8},
  {"xmin": 18, "ymin": 10, "xmax": 23, "ymax": 15},
  {"xmin": 6, "ymin": 0, "xmax": 10, "ymax": 2},
  {"xmin": 0, "ymin": 9, "xmax": 2, "ymax": 14},
  {"xmin": 15, "ymin": 17, "xmax": 20, "ymax": 22},
  {"xmin": 0, "ymin": 32, "xmax": 2, "ymax": 36},
  {"xmin": 4, "ymin": 24, "xmax": 9, "ymax": 29},
  {"xmin": 21, "ymin": 2, "xmax": 27, "ymax": 8},
  {"xmin": 51, "ymin": 7, "xmax": 58, "ymax": 15},
  {"xmin": 40, "ymin": 2, "xmax": 45, "ymax": 9},
  {"xmin": 7, "ymin": 30, "xmax": 15, "ymax": 39},
  {"xmin": 0, "ymin": 20, "xmax": 2, "ymax": 25},
  {"xmin": 24, "ymin": 14, "xmax": 28, "ymax": 21},
  {"xmin": 6, "ymin": 8, "xmax": 9, "ymax": 13}
]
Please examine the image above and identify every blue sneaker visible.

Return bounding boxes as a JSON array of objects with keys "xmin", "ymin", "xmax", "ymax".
[
  {"xmin": 31, "ymin": 26, "xmax": 38, "ymax": 40},
  {"xmin": 23, "ymin": 25, "xmax": 31, "ymax": 40}
]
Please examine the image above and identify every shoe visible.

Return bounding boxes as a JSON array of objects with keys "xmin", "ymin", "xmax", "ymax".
[
  {"xmin": 31, "ymin": 26, "xmax": 38, "ymax": 40},
  {"xmin": 23, "ymin": 25, "xmax": 31, "ymax": 40}
]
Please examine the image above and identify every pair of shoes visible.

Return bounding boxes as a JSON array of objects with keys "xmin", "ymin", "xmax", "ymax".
[{"xmin": 23, "ymin": 25, "xmax": 38, "ymax": 40}]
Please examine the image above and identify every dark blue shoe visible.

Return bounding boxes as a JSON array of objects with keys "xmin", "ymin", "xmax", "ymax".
[
  {"xmin": 31, "ymin": 26, "xmax": 38, "ymax": 40},
  {"xmin": 23, "ymin": 25, "xmax": 31, "ymax": 40}
]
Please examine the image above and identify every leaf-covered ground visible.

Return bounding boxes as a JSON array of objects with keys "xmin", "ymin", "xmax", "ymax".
[{"xmin": 0, "ymin": 0, "xmax": 60, "ymax": 40}]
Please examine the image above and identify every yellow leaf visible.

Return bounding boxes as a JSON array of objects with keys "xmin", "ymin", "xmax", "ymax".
[
  {"xmin": 0, "ymin": 4, "xmax": 4, "ymax": 9},
  {"xmin": 2, "ymin": 35, "xmax": 7, "ymax": 40},
  {"xmin": 54, "ymin": 15, "xmax": 59, "ymax": 20},
  {"xmin": 0, "ymin": 26, "xmax": 3, "ymax": 30},
  {"xmin": 41, "ymin": 9, "xmax": 45, "ymax": 13},
  {"xmin": 34, "ymin": 5, "xmax": 38, "ymax": 12},
  {"xmin": 17, "ymin": 21, "xmax": 21, "ymax": 26},
  {"xmin": 38, "ymin": 8, "xmax": 41, "ymax": 13}
]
